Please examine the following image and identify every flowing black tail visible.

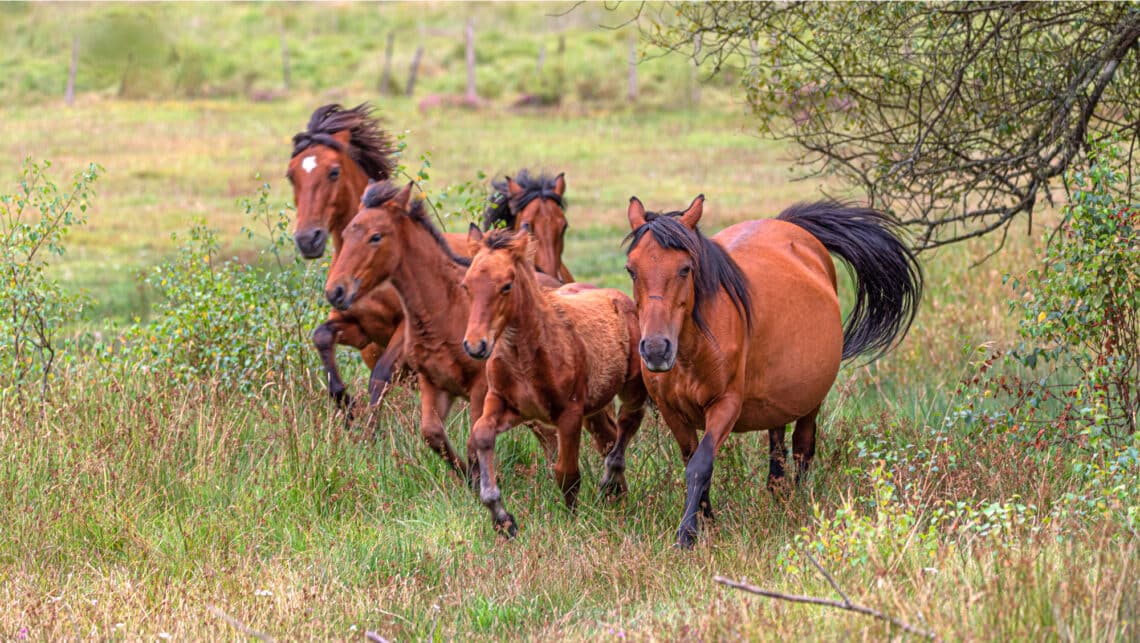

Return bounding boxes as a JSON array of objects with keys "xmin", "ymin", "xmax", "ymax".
[{"xmin": 777, "ymin": 202, "xmax": 923, "ymax": 361}]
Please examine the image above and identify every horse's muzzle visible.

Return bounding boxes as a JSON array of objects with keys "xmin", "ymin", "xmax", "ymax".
[
  {"xmin": 295, "ymin": 228, "xmax": 328, "ymax": 259},
  {"xmin": 325, "ymin": 282, "xmax": 356, "ymax": 311},
  {"xmin": 639, "ymin": 336, "xmax": 676, "ymax": 372},
  {"xmin": 463, "ymin": 338, "xmax": 491, "ymax": 360}
]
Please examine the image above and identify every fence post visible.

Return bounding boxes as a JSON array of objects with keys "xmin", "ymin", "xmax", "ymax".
[
  {"xmin": 65, "ymin": 35, "xmax": 78, "ymax": 106},
  {"xmin": 406, "ymin": 45, "xmax": 424, "ymax": 96},
  {"xmin": 379, "ymin": 31, "xmax": 395, "ymax": 95},
  {"xmin": 465, "ymin": 19, "xmax": 477, "ymax": 103}
]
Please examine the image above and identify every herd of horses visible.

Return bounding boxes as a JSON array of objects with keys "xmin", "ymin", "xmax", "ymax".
[{"xmin": 286, "ymin": 103, "xmax": 923, "ymax": 548}]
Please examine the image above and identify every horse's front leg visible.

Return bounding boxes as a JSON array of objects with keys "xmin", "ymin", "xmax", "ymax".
[
  {"xmin": 417, "ymin": 375, "xmax": 465, "ymax": 478},
  {"xmin": 312, "ymin": 313, "xmax": 372, "ymax": 410},
  {"xmin": 368, "ymin": 321, "xmax": 406, "ymax": 406},
  {"xmin": 469, "ymin": 393, "xmax": 520, "ymax": 537},
  {"xmin": 676, "ymin": 395, "xmax": 741, "ymax": 549}
]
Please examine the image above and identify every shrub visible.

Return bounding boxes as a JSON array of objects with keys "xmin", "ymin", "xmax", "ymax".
[
  {"xmin": 111, "ymin": 181, "xmax": 326, "ymax": 396},
  {"xmin": 1009, "ymin": 142, "xmax": 1140, "ymax": 440},
  {"xmin": 0, "ymin": 159, "xmax": 100, "ymax": 413}
]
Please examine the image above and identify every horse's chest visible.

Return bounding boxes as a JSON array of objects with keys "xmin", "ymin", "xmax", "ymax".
[
  {"xmin": 406, "ymin": 339, "xmax": 469, "ymax": 396},
  {"xmin": 645, "ymin": 371, "xmax": 714, "ymax": 425},
  {"xmin": 488, "ymin": 361, "xmax": 560, "ymax": 423}
]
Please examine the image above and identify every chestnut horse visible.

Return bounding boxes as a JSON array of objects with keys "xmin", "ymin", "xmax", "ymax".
[
  {"xmin": 624, "ymin": 196, "xmax": 922, "ymax": 548},
  {"xmin": 288, "ymin": 103, "xmax": 411, "ymax": 407},
  {"xmin": 323, "ymin": 182, "xmax": 616, "ymax": 476},
  {"xmin": 288, "ymin": 105, "xmax": 575, "ymax": 409},
  {"xmin": 462, "ymin": 227, "xmax": 648, "ymax": 537},
  {"xmin": 482, "ymin": 170, "xmax": 574, "ymax": 283}
]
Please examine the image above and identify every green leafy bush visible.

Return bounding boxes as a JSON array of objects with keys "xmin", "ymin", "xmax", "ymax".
[
  {"xmin": 1010, "ymin": 143, "xmax": 1140, "ymax": 440},
  {"xmin": 112, "ymin": 181, "xmax": 326, "ymax": 395},
  {"xmin": 0, "ymin": 159, "xmax": 100, "ymax": 413}
]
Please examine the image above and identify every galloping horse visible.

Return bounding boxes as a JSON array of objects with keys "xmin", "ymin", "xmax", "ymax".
[
  {"xmin": 323, "ymin": 182, "xmax": 616, "ymax": 476},
  {"xmin": 288, "ymin": 103, "xmax": 415, "ymax": 407},
  {"xmin": 483, "ymin": 170, "xmax": 574, "ymax": 283},
  {"xmin": 624, "ymin": 196, "xmax": 922, "ymax": 548},
  {"xmin": 462, "ymin": 227, "xmax": 648, "ymax": 537},
  {"xmin": 288, "ymin": 105, "xmax": 574, "ymax": 408}
]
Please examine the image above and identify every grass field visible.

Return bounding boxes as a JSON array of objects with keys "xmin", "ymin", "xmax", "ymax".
[{"xmin": 2, "ymin": 4, "xmax": 1139, "ymax": 641}]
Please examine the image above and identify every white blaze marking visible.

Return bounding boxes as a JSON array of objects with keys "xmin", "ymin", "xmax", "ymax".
[{"xmin": 301, "ymin": 155, "xmax": 318, "ymax": 174}]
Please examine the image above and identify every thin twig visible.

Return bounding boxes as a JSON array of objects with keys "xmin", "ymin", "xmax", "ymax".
[
  {"xmin": 714, "ymin": 574, "xmax": 937, "ymax": 640},
  {"xmin": 207, "ymin": 605, "xmax": 275, "ymax": 642},
  {"xmin": 365, "ymin": 631, "xmax": 392, "ymax": 643}
]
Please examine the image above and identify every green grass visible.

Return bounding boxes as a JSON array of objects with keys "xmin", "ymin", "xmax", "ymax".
[{"xmin": 2, "ymin": 5, "xmax": 1139, "ymax": 640}]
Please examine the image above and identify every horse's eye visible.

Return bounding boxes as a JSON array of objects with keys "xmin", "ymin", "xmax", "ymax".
[
  {"xmin": 626, "ymin": 266, "xmax": 637, "ymax": 280},
  {"xmin": 329, "ymin": 167, "xmax": 341, "ymax": 181},
  {"xmin": 501, "ymin": 282, "xmax": 513, "ymax": 294},
  {"xmin": 679, "ymin": 266, "xmax": 692, "ymax": 278},
  {"xmin": 369, "ymin": 233, "xmax": 382, "ymax": 244}
]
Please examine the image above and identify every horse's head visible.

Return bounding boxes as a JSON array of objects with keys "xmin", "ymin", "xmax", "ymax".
[
  {"xmin": 485, "ymin": 171, "xmax": 570, "ymax": 282},
  {"xmin": 324, "ymin": 181, "xmax": 414, "ymax": 311},
  {"xmin": 461, "ymin": 227, "xmax": 531, "ymax": 360},
  {"xmin": 289, "ymin": 103, "xmax": 394, "ymax": 259},
  {"xmin": 624, "ymin": 195, "xmax": 705, "ymax": 372}
]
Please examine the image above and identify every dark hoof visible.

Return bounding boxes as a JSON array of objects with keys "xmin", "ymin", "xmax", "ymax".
[
  {"xmin": 767, "ymin": 475, "xmax": 792, "ymax": 498},
  {"xmin": 674, "ymin": 526, "xmax": 698, "ymax": 550},
  {"xmin": 598, "ymin": 476, "xmax": 628, "ymax": 501},
  {"xmin": 494, "ymin": 514, "xmax": 518, "ymax": 539}
]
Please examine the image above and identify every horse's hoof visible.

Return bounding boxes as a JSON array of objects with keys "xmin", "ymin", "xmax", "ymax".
[
  {"xmin": 598, "ymin": 476, "xmax": 628, "ymax": 501},
  {"xmin": 494, "ymin": 514, "xmax": 518, "ymax": 539},
  {"xmin": 674, "ymin": 529, "xmax": 698, "ymax": 550}
]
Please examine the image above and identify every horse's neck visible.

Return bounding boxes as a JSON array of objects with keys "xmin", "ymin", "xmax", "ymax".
[
  {"xmin": 499, "ymin": 267, "xmax": 558, "ymax": 363},
  {"xmin": 388, "ymin": 225, "xmax": 467, "ymax": 338}
]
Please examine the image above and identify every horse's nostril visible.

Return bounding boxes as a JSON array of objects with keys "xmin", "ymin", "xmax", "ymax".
[{"xmin": 639, "ymin": 339, "xmax": 648, "ymax": 354}]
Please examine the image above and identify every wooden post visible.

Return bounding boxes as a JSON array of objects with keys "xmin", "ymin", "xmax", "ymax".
[
  {"xmin": 689, "ymin": 33, "xmax": 701, "ymax": 109},
  {"xmin": 65, "ymin": 35, "xmax": 78, "ymax": 106},
  {"xmin": 464, "ymin": 19, "xmax": 477, "ymax": 103},
  {"xmin": 406, "ymin": 45, "xmax": 424, "ymax": 96},
  {"xmin": 379, "ymin": 31, "xmax": 395, "ymax": 95},
  {"xmin": 627, "ymin": 35, "xmax": 637, "ymax": 103},
  {"xmin": 118, "ymin": 52, "xmax": 133, "ymax": 98},
  {"xmin": 280, "ymin": 24, "xmax": 291, "ymax": 91}
]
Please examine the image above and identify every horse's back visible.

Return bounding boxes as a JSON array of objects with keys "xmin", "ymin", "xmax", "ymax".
[
  {"xmin": 552, "ymin": 286, "xmax": 638, "ymax": 409},
  {"xmin": 715, "ymin": 218, "xmax": 844, "ymax": 430}
]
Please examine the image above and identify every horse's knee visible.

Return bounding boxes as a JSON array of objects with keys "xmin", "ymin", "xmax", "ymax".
[{"xmin": 312, "ymin": 323, "xmax": 337, "ymax": 350}]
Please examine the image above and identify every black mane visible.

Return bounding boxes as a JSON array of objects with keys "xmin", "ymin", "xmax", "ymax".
[
  {"xmin": 292, "ymin": 103, "xmax": 395, "ymax": 181},
  {"xmin": 624, "ymin": 211, "xmax": 753, "ymax": 335},
  {"xmin": 481, "ymin": 228, "xmax": 518, "ymax": 251},
  {"xmin": 481, "ymin": 169, "xmax": 566, "ymax": 230},
  {"xmin": 362, "ymin": 181, "xmax": 470, "ymax": 267}
]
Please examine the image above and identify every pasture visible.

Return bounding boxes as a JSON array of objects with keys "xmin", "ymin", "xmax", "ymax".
[{"xmin": 2, "ymin": 4, "xmax": 1138, "ymax": 641}]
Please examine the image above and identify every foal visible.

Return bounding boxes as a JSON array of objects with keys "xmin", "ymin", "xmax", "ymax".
[{"xmin": 462, "ymin": 227, "xmax": 648, "ymax": 537}]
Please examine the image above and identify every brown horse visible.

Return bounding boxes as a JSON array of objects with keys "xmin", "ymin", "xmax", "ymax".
[
  {"xmin": 483, "ymin": 170, "xmax": 574, "ymax": 283},
  {"xmin": 323, "ymin": 181, "xmax": 616, "ymax": 476},
  {"xmin": 462, "ymin": 227, "xmax": 648, "ymax": 537},
  {"xmin": 624, "ymin": 195, "xmax": 922, "ymax": 548}
]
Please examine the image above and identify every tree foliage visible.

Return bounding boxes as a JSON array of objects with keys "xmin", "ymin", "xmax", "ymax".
[{"xmin": 645, "ymin": 2, "xmax": 1140, "ymax": 250}]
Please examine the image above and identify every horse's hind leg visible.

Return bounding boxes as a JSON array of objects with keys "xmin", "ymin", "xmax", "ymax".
[
  {"xmin": 600, "ymin": 381, "xmax": 648, "ymax": 499},
  {"xmin": 767, "ymin": 426, "xmax": 789, "ymax": 494},
  {"xmin": 583, "ymin": 408, "xmax": 618, "ymax": 456},
  {"xmin": 553, "ymin": 408, "xmax": 586, "ymax": 511},
  {"xmin": 791, "ymin": 407, "xmax": 820, "ymax": 483}
]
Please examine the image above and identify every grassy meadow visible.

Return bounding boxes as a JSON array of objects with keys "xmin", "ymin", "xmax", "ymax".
[{"xmin": 2, "ymin": 3, "xmax": 1138, "ymax": 641}]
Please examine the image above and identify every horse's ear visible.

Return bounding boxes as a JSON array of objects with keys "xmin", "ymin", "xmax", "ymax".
[
  {"xmin": 467, "ymin": 223, "xmax": 484, "ymax": 255},
  {"xmin": 506, "ymin": 176, "xmax": 524, "ymax": 198},
  {"xmin": 510, "ymin": 226, "xmax": 531, "ymax": 261},
  {"xmin": 331, "ymin": 129, "xmax": 351, "ymax": 147},
  {"xmin": 628, "ymin": 197, "xmax": 647, "ymax": 230},
  {"xmin": 394, "ymin": 181, "xmax": 414, "ymax": 211},
  {"xmin": 679, "ymin": 194, "xmax": 705, "ymax": 229},
  {"xmin": 553, "ymin": 173, "xmax": 566, "ymax": 197}
]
